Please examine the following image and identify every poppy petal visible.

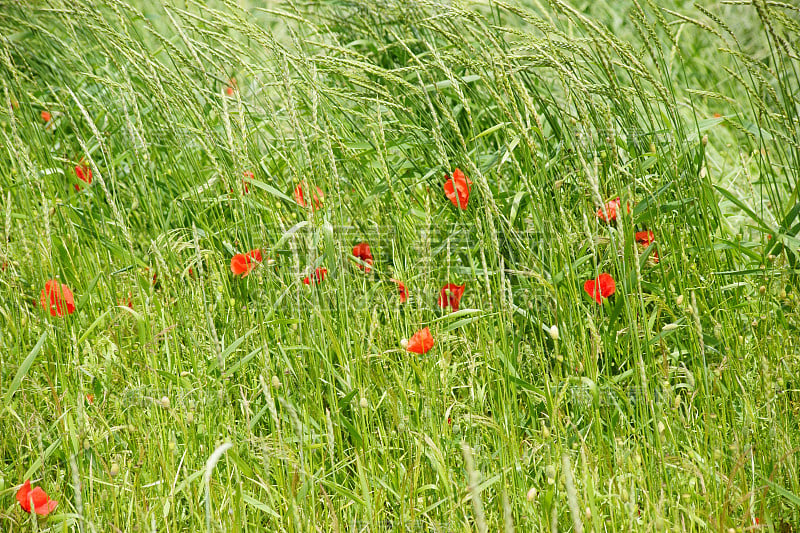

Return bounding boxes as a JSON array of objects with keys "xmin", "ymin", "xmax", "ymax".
[
  {"xmin": 596, "ymin": 198, "xmax": 620, "ymax": 222},
  {"xmin": 635, "ymin": 231, "xmax": 655, "ymax": 246},
  {"xmin": 597, "ymin": 273, "xmax": 616, "ymax": 298},
  {"xmin": 583, "ymin": 279, "xmax": 601, "ymax": 304},
  {"xmin": 40, "ymin": 280, "xmax": 76, "ymax": 316},
  {"xmin": 438, "ymin": 283, "xmax": 466, "ymax": 311},
  {"xmin": 16, "ymin": 480, "xmax": 32, "ymax": 512},
  {"xmin": 444, "ymin": 168, "xmax": 472, "ymax": 209},
  {"xmin": 304, "ymin": 267, "xmax": 327, "ymax": 285},
  {"xmin": 230, "ymin": 250, "xmax": 262, "ymax": 277},
  {"xmin": 294, "ymin": 182, "xmax": 324, "ymax": 210},
  {"xmin": 29, "ymin": 487, "xmax": 49, "ymax": 510},
  {"xmin": 34, "ymin": 498, "xmax": 58, "ymax": 516},
  {"xmin": 16, "ymin": 481, "xmax": 56, "ymax": 516},
  {"xmin": 407, "ymin": 327, "xmax": 434, "ymax": 354},
  {"xmin": 391, "ymin": 279, "xmax": 408, "ymax": 303},
  {"xmin": 584, "ymin": 274, "xmax": 616, "ymax": 304},
  {"xmin": 75, "ymin": 164, "xmax": 92, "ymax": 185},
  {"xmin": 352, "ymin": 242, "xmax": 374, "ymax": 272}
]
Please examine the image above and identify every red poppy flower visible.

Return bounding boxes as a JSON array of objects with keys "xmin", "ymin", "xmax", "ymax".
[
  {"xmin": 406, "ymin": 327, "xmax": 434, "ymax": 354},
  {"xmin": 596, "ymin": 197, "xmax": 623, "ymax": 222},
  {"xmin": 303, "ymin": 267, "xmax": 328, "ymax": 285},
  {"xmin": 225, "ymin": 78, "xmax": 237, "ymax": 96},
  {"xmin": 118, "ymin": 292, "xmax": 133, "ymax": 308},
  {"xmin": 583, "ymin": 273, "xmax": 616, "ymax": 304},
  {"xmin": 352, "ymin": 242, "xmax": 374, "ymax": 273},
  {"xmin": 74, "ymin": 162, "xmax": 92, "ymax": 191},
  {"xmin": 713, "ymin": 113, "xmax": 722, "ymax": 118},
  {"xmin": 86, "ymin": 394, "xmax": 95, "ymax": 404},
  {"xmin": 40, "ymin": 280, "xmax": 76, "ymax": 316},
  {"xmin": 294, "ymin": 182, "xmax": 324, "ymax": 210},
  {"xmin": 41, "ymin": 110, "xmax": 51, "ymax": 122},
  {"xmin": 16, "ymin": 480, "xmax": 58, "ymax": 516},
  {"xmin": 635, "ymin": 231, "xmax": 654, "ymax": 246},
  {"xmin": 443, "ymin": 168, "xmax": 472, "ymax": 210},
  {"xmin": 391, "ymin": 278, "xmax": 408, "ymax": 303},
  {"xmin": 438, "ymin": 283, "xmax": 466, "ymax": 312},
  {"xmin": 230, "ymin": 249, "xmax": 263, "ymax": 277},
  {"xmin": 635, "ymin": 231, "xmax": 659, "ymax": 263},
  {"xmin": 241, "ymin": 171, "xmax": 253, "ymax": 193}
]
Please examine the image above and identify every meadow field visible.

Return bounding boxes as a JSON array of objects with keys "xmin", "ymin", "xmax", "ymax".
[{"xmin": 1, "ymin": 0, "xmax": 800, "ymax": 530}]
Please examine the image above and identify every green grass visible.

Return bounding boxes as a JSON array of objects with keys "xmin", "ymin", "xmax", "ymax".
[{"xmin": 1, "ymin": 0, "xmax": 800, "ymax": 530}]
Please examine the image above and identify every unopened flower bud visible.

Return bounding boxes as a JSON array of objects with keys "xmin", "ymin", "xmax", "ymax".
[{"xmin": 545, "ymin": 464, "xmax": 556, "ymax": 482}]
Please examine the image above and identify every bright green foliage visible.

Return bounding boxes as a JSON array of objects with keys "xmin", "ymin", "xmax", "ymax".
[{"xmin": 1, "ymin": 0, "xmax": 799, "ymax": 530}]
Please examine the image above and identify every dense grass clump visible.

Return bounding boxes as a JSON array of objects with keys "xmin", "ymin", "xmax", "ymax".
[{"xmin": 1, "ymin": 0, "xmax": 800, "ymax": 530}]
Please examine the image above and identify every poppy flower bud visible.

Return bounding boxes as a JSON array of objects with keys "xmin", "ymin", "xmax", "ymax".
[
  {"xmin": 271, "ymin": 375, "xmax": 281, "ymax": 389},
  {"xmin": 759, "ymin": 285, "xmax": 766, "ymax": 295},
  {"xmin": 548, "ymin": 325, "xmax": 559, "ymax": 340},
  {"xmin": 109, "ymin": 462, "xmax": 120, "ymax": 478},
  {"xmin": 542, "ymin": 425, "xmax": 550, "ymax": 439},
  {"xmin": 526, "ymin": 487, "xmax": 537, "ymax": 501},
  {"xmin": 400, "ymin": 338, "xmax": 408, "ymax": 349},
  {"xmin": 545, "ymin": 465, "xmax": 556, "ymax": 485},
  {"xmin": 359, "ymin": 397, "xmax": 368, "ymax": 409},
  {"xmin": 160, "ymin": 396, "xmax": 170, "ymax": 409},
  {"xmin": 701, "ymin": 134, "xmax": 708, "ymax": 146}
]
